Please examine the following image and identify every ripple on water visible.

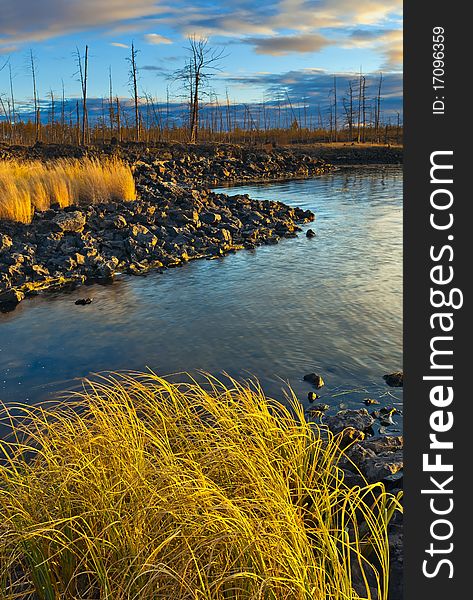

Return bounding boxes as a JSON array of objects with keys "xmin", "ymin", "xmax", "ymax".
[{"xmin": 0, "ymin": 166, "xmax": 403, "ymax": 428}]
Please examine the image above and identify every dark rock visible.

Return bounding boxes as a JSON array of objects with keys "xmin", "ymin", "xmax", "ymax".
[
  {"xmin": 0, "ymin": 234, "xmax": 13, "ymax": 253},
  {"xmin": 52, "ymin": 211, "xmax": 86, "ymax": 233},
  {"xmin": 307, "ymin": 391, "xmax": 320, "ymax": 402},
  {"xmin": 303, "ymin": 373, "xmax": 325, "ymax": 388},
  {"xmin": 325, "ymin": 409, "xmax": 375, "ymax": 435},
  {"xmin": 75, "ymin": 298, "xmax": 92, "ymax": 305},
  {"xmin": 0, "ymin": 288, "xmax": 25, "ymax": 309},
  {"xmin": 311, "ymin": 403, "xmax": 330, "ymax": 412},
  {"xmin": 347, "ymin": 436, "xmax": 403, "ymax": 483},
  {"xmin": 383, "ymin": 371, "xmax": 403, "ymax": 387},
  {"xmin": 306, "ymin": 229, "xmax": 316, "ymax": 238}
]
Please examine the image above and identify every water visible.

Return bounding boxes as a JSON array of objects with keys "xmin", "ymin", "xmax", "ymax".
[{"xmin": 0, "ymin": 166, "xmax": 403, "ymax": 427}]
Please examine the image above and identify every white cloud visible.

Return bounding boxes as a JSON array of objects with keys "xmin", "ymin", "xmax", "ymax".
[
  {"xmin": 110, "ymin": 42, "xmax": 129, "ymax": 48},
  {"xmin": 144, "ymin": 33, "xmax": 173, "ymax": 45}
]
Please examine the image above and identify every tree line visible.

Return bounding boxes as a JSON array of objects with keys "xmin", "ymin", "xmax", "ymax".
[{"xmin": 0, "ymin": 37, "xmax": 402, "ymax": 146}]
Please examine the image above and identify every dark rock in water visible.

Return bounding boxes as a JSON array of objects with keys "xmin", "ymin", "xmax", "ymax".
[
  {"xmin": 311, "ymin": 402, "xmax": 330, "ymax": 412},
  {"xmin": 307, "ymin": 391, "xmax": 320, "ymax": 402},
  {"xmin": 75, "ymin": 298, "xmax": 92, "ymax": 305},
  {"xmin": 303, "ymin": 373, "xmax": 325, "ymax": 388},
  {"xmin": 306, "ymin": 229, "xmax": 316, "ymax": 238},
  {"xmin": 383, "ymin": 371, "xmax": 403, "ymax": 387},
  {"xmin": 363, "ymin": 398, "xmax": 380, "ymax": 406},
  {"xmin": 0, "ymin": 288, "xmax": 25, "ymax": 310},
  {"xmin": 325, "ymin": 408, "xmax": 375, "ymax": 435},
  {"xmin": 52, "ymin": 211, "xmax": 86, "ymax": 233}
]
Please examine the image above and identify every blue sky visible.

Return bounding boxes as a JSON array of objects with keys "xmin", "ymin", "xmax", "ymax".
[{"xmin": 0, "ymin": 0, "xmax": 402, "ymax": 119}]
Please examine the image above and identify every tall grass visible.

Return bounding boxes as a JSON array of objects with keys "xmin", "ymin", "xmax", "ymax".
[
  {"xmin": 0, "ymin": 158, "xmax": 136, "ymax": 224},
  {"xmin": 0, "ymin": 373, "xmax": 402, "ymax": 599}
]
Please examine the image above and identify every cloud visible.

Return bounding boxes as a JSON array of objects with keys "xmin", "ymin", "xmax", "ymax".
[
  {"xmin": 248, "ymin": 33, "xmax": 334, "ymax": 56},
  {"xmin": 0, "ymin": 45, "xmax": 19, "ymax": 55},
  {"xmin": 0, "ymin": 1, "xmax": 167, "ymax": 46},
  {"xmin": 144, "ymin": 33, "xmax": 173, "ymax": 45},
  {"xmin": 110, "ymin": 42, "xmax": 129, "ymax": 48},
  {"xmin": 0, "ymin": 0, "xmax": 402, "ymax": 78},
  {"xmin": 347, "ymin": 28, "xmax": 402, "ymax": 70},
  {"xmin": 227, "ymin": 68, "xmax": 402, "ymax": 116}
]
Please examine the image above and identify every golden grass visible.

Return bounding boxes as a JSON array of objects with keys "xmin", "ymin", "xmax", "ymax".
[
  {"xmin": 0, "ymin": 373, "xmax": 402, "ymax": 600},
  {"xmin": 0, "ymin": 158, "xmax": 136, "ymax": 224}
]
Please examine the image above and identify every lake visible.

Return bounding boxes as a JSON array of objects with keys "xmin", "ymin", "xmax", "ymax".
[{"xmin": 0, "ymin": 166, "xmax": 403, "ymax": 428}]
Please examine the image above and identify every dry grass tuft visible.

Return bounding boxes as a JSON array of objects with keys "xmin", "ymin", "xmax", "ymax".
[
  {"xmin": 0, "ymin": 158, "xmax": 136, "ymax": 224},
  {"xmin": 0, "ymin": 373, "xmax": 402, "ymax": 599}
]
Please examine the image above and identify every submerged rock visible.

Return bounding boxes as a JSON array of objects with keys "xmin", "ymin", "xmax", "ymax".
[{"xmin": 383, "ymin": 371, "xmax": 403, "ymax": 387}]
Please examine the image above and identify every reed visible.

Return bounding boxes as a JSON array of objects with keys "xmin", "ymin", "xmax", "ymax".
[
  {"xmin": 0, "ymin": 157, "xmax": 136, "ymax": 224},
  {"xmin": 0, "ymin": 372, "xmax": 402, "ymax": 599}
]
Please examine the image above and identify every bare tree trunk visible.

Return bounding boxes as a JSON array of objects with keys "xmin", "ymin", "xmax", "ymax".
[
  {"xmin": 333, "ymin": 75, "xmax": 337, "ymax": 142},
  {"xmin": 129, "ymin": 43, "xmax": 140, "ymax": 141},
  {"xmin": 116, "ymin": 97, "xmax": 122, "ymax": 142},
  {"xmin": 109, "ymin": 67, "xmax": 115, "ymax": 139},
  {"xmin": 376, "ymin": 72, "xmax": 383, "ymax": 142},
  {"xmin": 76, "ymin": 45, "xmax": 89, "ymax": 145},
  {"xmin": 29, "ymin": 50, "xmax": 40, "ymax": 143}
]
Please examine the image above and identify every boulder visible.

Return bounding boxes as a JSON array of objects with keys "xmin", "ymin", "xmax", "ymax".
[
  {"xmin": 0, "ymin": 288, "xmax": 25, "ymax": 309},
  {"xmin": 52, "ymin": 211, "xmax": 86, "ymax": 233},
  {"xmin": 325, "ymin": 409, "xmax": 375, "ymax": 435}
]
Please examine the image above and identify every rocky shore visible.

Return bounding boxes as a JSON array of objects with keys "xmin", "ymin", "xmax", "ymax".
[{"xmin": 0, "ymin": 142, "xmax": 337, "ymax": 310}]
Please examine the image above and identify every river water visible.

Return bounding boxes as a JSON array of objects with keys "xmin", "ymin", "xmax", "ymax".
[{"xmin": 0, "ymin": 166, "xmax": 403, "ymax": 428}]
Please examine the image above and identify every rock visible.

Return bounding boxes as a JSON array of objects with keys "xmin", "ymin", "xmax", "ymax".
[
  {"xmin": 52, "ymin": 211, "xmax": 86, "ymax": 233},
  {"xmin": 307, "ymin": 391, "xmax": 320, "ymax": 402},
  {"xmin": 108, "ymin": 215, "xmax": 128, "ymax": 229},
  {"xmin": 347, "ymin": 436, "xmax": 403, "ymax": 483},
  {"xmin": 383, "ymin": 371, "xmax": 403, "ymax": 387},
  {"xmin": 0, "ymin": 288, "xmax": 25, "ymax": 309},
  {"xmin": 303, "ymin": 373, "xmax": 325, "ymax": 388},
  {"xmin": 75, "ymin": 298, "xmax": 92, "ymax": 305},
  {"xmin": 201, "ymin": 212, "xmax": 222, "ymax": 225},
  {"xmin": 0, "ymin": 234, "xmax": 13, "ymax": 253},
  {"xmin": 306, "ymin": 229, "xmax": 316, "ymax": 238},
  {"xmin": 325, "ymin": 409, "xmax": 375, "ymax": 435},
  {"xmin": 311, "ymin": 403, "xmax": 330, "ymax": 412},
  {"xmin": 363, "ymin": 398, "xmax": 380, "ymax": 406},
  {"xmin": 336, "ymin": 427, "xmax": 366, "ymax": 448}
]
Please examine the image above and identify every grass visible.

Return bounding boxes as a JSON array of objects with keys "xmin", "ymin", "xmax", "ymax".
[
  {"xmin": 0, "ymin": 372, "xmax": 402, "ymax": 600},
  {"xmin": 0, "ymin": 157, "xmax": 136, "ymax": 224}
]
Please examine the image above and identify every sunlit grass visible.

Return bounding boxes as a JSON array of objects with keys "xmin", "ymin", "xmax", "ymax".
[
  {"xmin": 0, "ymin": 372, "xmax": 402, "ymax": 599},
  {"xmin": 0, "ymin": 158, "xmax": 136, "ymax": 224}
]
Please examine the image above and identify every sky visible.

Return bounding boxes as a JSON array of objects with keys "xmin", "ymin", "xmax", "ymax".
[{"xmin": 0, "ymin": 0, "xmax": 403, "ymax": 122}]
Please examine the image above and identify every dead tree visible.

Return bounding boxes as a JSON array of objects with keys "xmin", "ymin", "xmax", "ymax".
[
  {"xmin": 29, "ymin": 50, "xmax": 40, "ymax": 142},
  {"xmin": 174, "ymin": 36, "xmax": 226, "ymax": 143},
  {"xmin": 127, "ymin": 43, "xmax": 140, "ymax": 141},
  {"xmin": 333, "ymin": 75, "xmax": 338, "ymax": 142},
  {"xmin": 8, "ymin": 64, "xmax": 16, "ymax": 141},
  {"xmin": 75, "ymin": 45, "xmax": 89, "ymax": 145},
  {"xmin": 375, "ymin": 72, "xmax": 383, "ymax": 141}
]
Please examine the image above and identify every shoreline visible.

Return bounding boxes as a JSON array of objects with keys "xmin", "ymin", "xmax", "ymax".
[{"xmin": 0, "ymin": 142, "xmax": 402, "ymax": 312}]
